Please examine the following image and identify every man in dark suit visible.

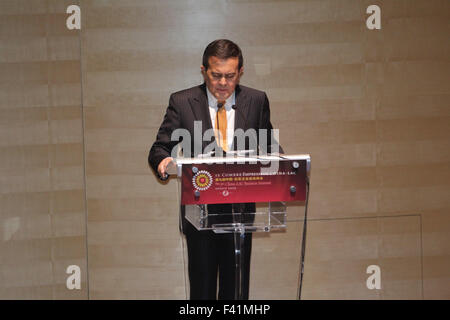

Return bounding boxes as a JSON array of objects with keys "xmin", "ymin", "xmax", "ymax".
[{"xmin": 148, "ymin": 39, "xmax": 281, "ymax": 299}]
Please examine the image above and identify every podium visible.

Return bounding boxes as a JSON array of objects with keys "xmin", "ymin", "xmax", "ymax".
[{"xmin": 174, "ymin": 153, "xmax": 311, "ymax": 300}]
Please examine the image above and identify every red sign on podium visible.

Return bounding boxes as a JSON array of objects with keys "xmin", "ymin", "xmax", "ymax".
[{"xmin": 181, "ymin": 159, "xmax": 307, "ymax": 205}]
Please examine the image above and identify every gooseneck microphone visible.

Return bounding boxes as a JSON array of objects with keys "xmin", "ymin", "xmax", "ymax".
[{"xmin": 232, "ymin": 104, "xmax": 247, "ymax": 130}]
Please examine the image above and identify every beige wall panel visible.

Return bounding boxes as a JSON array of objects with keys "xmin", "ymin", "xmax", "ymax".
[
  {"xmin": 48, "ymin": 36, "xmax": 83, "ymax": 61},
  {"xmin": 51, "ymin": 167, "xmax": 84, "ymax": 190},
  {"xmin": 81, "ymin": 0, "xmax": 192, "ymax": 298},
  {"xmin": 49, "ymin": 83, "xmax": 84, "ymax": 107},
  {"xmin": 0, "ymin": 0, "xmax": 88, "ymax": 299},
  {"xmin": 372, "ymin": 69, "xmax": 448, "ymax": 99},
  {"xmin": 0, "ymin": 37, "xmax": 48, "ymax": 63},
  {"xmin": 273, "ymin": 99, "xmax": 375, "ymax": 125},
  {"xmin": 1, "ymin": 214, "xmax": 51, "ymax": 241},
  {"xmin": 87, "ymin": 197, "xmax": 176, "ymax": 221},
  {"xmin": 377, "ymin": 164, "xmax": 449, "ymax": 189},
  {"xmin": 86, "ymin": 151, "xmax": 149, "ymax": 175},
  {"xmin": 84, "ymin": 70, "xmax": 198, "ymax": 97},
  {"xmin": 308, "ymin": 189, "xmax": 378, "ymax": 219},
  {"xmin": 0, "ymin": 15, "xmax": 47, "ymax": 37},
  {"xmin": 83, "ymin": 88, "xmax": 172, "ymax": 109},
  {"xmin": 0, "ymin": 238, "xmax": 53, "ymax": 262},
  {"xmin": 299, "ymin": 144, "xmax": 376, "ymax": 169},
  {"xmin": 377, "ymin": 118, "xmax": 449, "ymax": 142},
  {"xmin": 0, "ymin": 84, "xmax": 49, "ymax": 108},
  {"xmin": 245, "ymin": 42, "xmax": 364, "ymax": 69},
  {"xmin": 377, "ymin": 94, "xmax": 450, "ymax": 120},
  {"xmin": 0, "ymin": 107, "xmax": 48, "ymax": 124},
  {"xmin": 421, "ymin": 211, "xmax": 450, "ymax": 299},
  {"xmin": 88, "ymin": 221, "xmax": 180, "ymax": 246},
  {"xmin": 52, "ymin": 212, "xmax": 86, "ymax": 237},
  {"xmin": 312, "ymin": 167, "xmax": 377, "ymax": 190},
  {"xmin": 50, "ymin": 143, "xmax": 84, "ymax": 166},
  {"xmin": 0, "ymin": 121, "xmax": 49, "ymax": 147},
  {"xmin": 0, "ymin": 167, "xmax": 51, "ymax": 194},
  {"xmin": 266, "ymin": 85, "xmax": 363, "ymax": 103},
  {"xmin": 82, "ymin": 21, "xmax": 362, "ymax": 53},
  {"xmin": 52, "ymin": 190, "xmax": 85, "ymax": 214},
  {"xmin": 50, "ymin": 119, "xmax": 83, "ymax": 144},
  {"xmin": 84, "ymin": 0, "xmax": 364, "ymax": 28},
  {"xmin": 422, "ymin": 211, "xmax": 450, "ymax": 257},
  {"xmin": 0, "ymin": 192, "xmax": 50, "ymax": 217},
  {"xmin": 302, "ymin": 216, "xmax": 422, "ymax": 299},
  {"xmin": 89, "ymin": 266, "xmax": 185, "ymax": 299},
  {"xmin": 86, "ymin": 175, "xmax": 166, "ymax": 199},
  {"xmin": 377, "ymin": 140, "xmax": 450, "ymax": 166},
  {"xmin": 0, "ymin": 0, "xmax": 48, "ymax": 14},
  {"xmin": 85, "ymin": 106, "xmax": 164, "ymax": 129},
  {"xmin": 0, "ymin": 145, "xmax": 49, "ymax": 169},
  {"xmin": 1, "ymin": 261, "xmax": 55, "ymax": 288},
  {"xmin": 89, "ymin": 243, "xmax": 183, "ymax": 268},
  {"xmin": 286, "ymin": 204, "xmax": 308, "ymax": 222},
  {"xmin": 377, "ymin": 0, "xmax": 449, "ymax": 18},
  {"xmin": 279, "ymin": 121, "xmax": 377, "ymax": 148},
  {"xmin": 250, "ymin": 63, "xmax": 365, "ymax": 88},
  {"xmin": 85, "ymin": 129, "xmax": 155, "ymax": 152},
  {"xmin": 0, "ymin": 62, "xmax": 48, "ymax": 84},
  {"xmin": 423, "ymin": 256, "xmax": 450, "ymax": 299},
  {"xmin": 378, "ymin": 186, "xmax": 449, "ymax": 214},
  {"xmin": 0, "ymin": 285, "xmax": 85, "ymax": 300},
  {"xmin": 0, "ymin": 260, "xmax": 87, "ymax": 300}
]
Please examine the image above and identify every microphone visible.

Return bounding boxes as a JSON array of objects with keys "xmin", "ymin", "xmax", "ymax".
[
  {"xmin": 232, "ymin": 104, "xmax": 247, "ymax": 130},
  {"xmin": 216, "ymin": 101, "xmax": 224, "ymax": 131},
  {"xmin": 216, "ymin": 102, "xmax": 224, "ymax": 129}
]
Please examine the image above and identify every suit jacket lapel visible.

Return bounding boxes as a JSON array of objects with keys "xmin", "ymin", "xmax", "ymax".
[
  {"xmin": 188, "ymin": 83, "xmax": 217, "ymax": 152},
  {"xmin": 232, "ymin": 85, "xmax": 251, "ymax": 151},
  {"xmin": 234, "ymin": 85, "xmax": 250, "ymax": 131},
  {"xmin": 188, "ymin": 83, "xmax": 213, "ymax": 132}
]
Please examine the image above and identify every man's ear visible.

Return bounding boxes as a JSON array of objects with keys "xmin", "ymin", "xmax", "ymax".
[
  {"xmin": 201, "ymin": 65, "xmax": 208, "ymax": 81},
  {"xmin": 239, "ymin": 66, "xmax": 244, "ymax": 77}
]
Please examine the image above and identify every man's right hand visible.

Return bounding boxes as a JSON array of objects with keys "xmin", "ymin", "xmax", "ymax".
[{"xmin": 157, "ymin": 157, "xmax": 174, "ymax": 180}]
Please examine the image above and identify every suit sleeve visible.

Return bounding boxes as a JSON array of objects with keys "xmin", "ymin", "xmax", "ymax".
[
  {"xmin": 148, "ymin": 94, "xmax": 181, "ymax": 178},
  {"xmin": 259, "ymin": 93, "xmax": 284, "ymax": 154}
]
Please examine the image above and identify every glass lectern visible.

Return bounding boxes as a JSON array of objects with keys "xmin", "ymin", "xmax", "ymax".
[{"xmin": 174, "ymin": 154, "xmax": 311, "ymax": 300}]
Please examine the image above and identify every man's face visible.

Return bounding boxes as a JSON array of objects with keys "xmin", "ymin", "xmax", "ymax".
[{"xmin": 201, "ymin": 56, "xmax": 243, "ymax": 101}]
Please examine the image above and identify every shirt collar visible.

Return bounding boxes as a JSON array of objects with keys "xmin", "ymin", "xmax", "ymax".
[{"xmin": 206, "ymin": 87, "xmax": 235, "ymax": 111}]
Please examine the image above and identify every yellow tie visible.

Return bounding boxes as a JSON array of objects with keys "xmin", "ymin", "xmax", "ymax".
[{"xmin": 215, "ymin": 101, "xmax": 228, "ymax": 151}]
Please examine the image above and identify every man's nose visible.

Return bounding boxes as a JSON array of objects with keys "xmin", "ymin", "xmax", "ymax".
[{"xmin": 219, "ymin": 76, "xmax": 227, "ymax": 86}]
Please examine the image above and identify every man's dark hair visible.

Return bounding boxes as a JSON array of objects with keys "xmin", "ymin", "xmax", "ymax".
[{"xmin": 202, "ymin": 39, "xmax": 243, "ymax": 71}]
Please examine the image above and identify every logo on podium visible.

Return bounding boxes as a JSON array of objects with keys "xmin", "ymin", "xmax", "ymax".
[{"xmin": 192, "ymin": 170, "xmax": 213, "ymax": 191}]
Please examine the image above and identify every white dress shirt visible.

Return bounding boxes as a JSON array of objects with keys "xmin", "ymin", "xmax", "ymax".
[{"xmin": 206, "ymin": 87, "xmax": 235, "ymax": 151}]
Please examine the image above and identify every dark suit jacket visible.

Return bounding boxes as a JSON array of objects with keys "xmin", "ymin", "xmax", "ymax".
[
  {"xmin": 148, "ymin": 83, "xmax": 282, "ymax": 233},
  {"xmin": 148, "ymin": 83, "xmax": 281, "ymax": 176}
]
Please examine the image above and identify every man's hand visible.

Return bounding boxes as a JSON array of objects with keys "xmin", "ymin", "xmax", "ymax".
[{"xmin": 157, "ymin": 157, "xmax": 174, "ymax": 180}]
